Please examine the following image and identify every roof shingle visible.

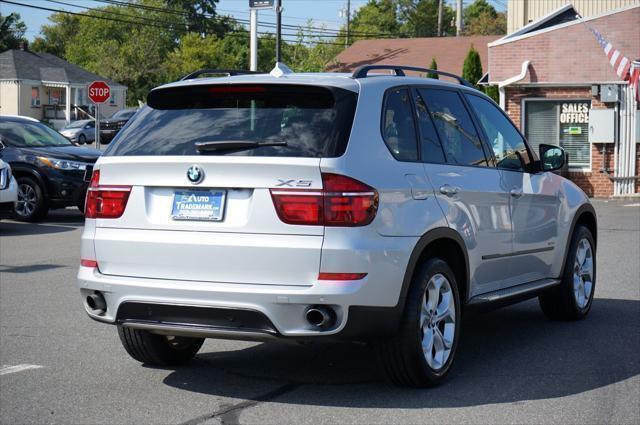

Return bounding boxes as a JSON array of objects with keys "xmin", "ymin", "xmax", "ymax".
[
  {"xmin": 0, "ymin": 49, "xmax": 125, "ymax": 87},
  {"xmin": 328, "ymin": 36, "xmax": 500, "ymax": 77}
]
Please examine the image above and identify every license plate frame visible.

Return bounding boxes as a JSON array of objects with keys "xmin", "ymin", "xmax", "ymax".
[{"xmin": 171, "ymin": 190, "xmax": 227, "ymax": 222}]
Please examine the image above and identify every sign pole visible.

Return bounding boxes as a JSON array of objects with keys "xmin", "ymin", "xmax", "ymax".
[
  {"xmin": 95, "ymin": 103, "xmax": 100, "ymax": 150},
  {"xmin": 250, "ymin": 8, "xmax": 258, "ymax": 71}
]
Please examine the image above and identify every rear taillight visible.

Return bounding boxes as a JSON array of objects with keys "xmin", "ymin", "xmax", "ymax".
[
  {"xmin": 85, "ymin": 170, "xmax": 131, "ymax": 219},
  {"xmin": 270, "ymin": 173, "xmax": 378, "ymax": 226}
]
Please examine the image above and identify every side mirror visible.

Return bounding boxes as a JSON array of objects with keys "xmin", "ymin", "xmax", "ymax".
[
  {"xmin": 0, "ymin": 139, "xmax": 5, "ymax": 151},
  {"xmin": 539, "ymin": 144, "xmax": 565, "ymax": 172}
]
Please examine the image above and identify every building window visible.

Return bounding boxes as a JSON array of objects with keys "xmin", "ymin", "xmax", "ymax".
[
  {"xmin": 524, "ymin": 100, "xmax": 591, "ymax": 169},
  {"xmin": 109, "ymin": 91, "xmax": 116, "ymax": 105},
  {"xmin": 48, "ymin": 88, "xmax": 65, "ymax": 105},
  {"xmin": 30, "ymin": 87, "xmax": 40, "ymax": 106}
]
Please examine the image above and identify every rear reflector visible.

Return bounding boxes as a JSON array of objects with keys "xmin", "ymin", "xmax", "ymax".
[
  {"xmin": 80, "ymin": 259, "xmax": 98, "ymax": 268},
  {"xmin": 318, "ymin": 273, "xmax": 367, "ymax": 281},
  {"xmin": 270, "ymin": 173, "xmax": 378, "ymax": 226},
  {"xmin": 85, "ymin": 170, "xmax": 132, "ymax": 219}
]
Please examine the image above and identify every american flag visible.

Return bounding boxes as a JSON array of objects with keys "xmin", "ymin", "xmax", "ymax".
[{"xmin": 587, "ymin": 24, "xmax": 639, "ymax": 101}]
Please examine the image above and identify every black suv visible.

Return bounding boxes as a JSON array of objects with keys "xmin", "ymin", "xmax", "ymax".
[
  {"xmin": 0, "ymin": 116, "xmax": 101, "ymax": 221},
  {"xmin": 99, "ymin": 109, "xmax": 137, "ymax": 144}
]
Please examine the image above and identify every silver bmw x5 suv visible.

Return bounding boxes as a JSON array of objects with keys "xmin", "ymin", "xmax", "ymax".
[{"xmin": 77, "ymin": 64, "xmax": 597, "ymax": 387}]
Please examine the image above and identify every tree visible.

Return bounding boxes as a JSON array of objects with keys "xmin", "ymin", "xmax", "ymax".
[
  {"xmin": 31, "ymin": 13, "xmax": 80, "ymax": 57},
  {"xmin": 427, "ymin": 57, "xmax": 439, "ymax": 79},
  {"xmin": 164, "ymin": 0, "xmax": 231, "ymax": 37},
  {"xmin": 463, "ymin": 0, "xmax": 506, "ymax": 35},
  {"xmin": 398, "ymin": 0, "xmax": 455, "ymax": 37},
  {"xmin": 484, "ymin": 85, "xmax": 499, "ymax": 103},
  {"xmin": 462, "ymin": 44, "xmax": 483, "ymax": 89},
  {"xmin": 0, "ymin": 13, "xmax": 27, "ymax": 51},
  {"xmin": 349, "ymin": 0, "xmax": 401, "ymax": 41}
]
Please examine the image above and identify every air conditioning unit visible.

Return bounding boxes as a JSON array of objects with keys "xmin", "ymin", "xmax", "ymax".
[{"xmin": 31, "ymin": 99, "xmax": 41, "ymax": 107}]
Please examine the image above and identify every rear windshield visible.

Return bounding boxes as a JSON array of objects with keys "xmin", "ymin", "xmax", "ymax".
[{"xmin": 106, "ymin": 84, "xmax": 358, "ymax": 157}]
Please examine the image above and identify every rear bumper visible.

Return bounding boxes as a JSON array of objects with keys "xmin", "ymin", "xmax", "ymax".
[{"xmin": 77, "ymin": 233, "xmax": 415, "ymax": 339}]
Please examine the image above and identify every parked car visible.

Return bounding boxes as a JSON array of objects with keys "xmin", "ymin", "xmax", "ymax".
[
  {"xmin": 77, "ymin": 65, "xmax": 597, "ymax": 387},
  {"xmin": 59, "ymin": 119, "xmax": 95, "ymax": 144},
  {"xmin": 0, "ymin": 159, "xmax": 18, "ymax": 219},
  {"xmin": 0, "ymin": 115, "xmax": 101, "ymax": 221},
  {"xmin": 99, "ymin": 109, "xmax": 137, "ymax": 144}
]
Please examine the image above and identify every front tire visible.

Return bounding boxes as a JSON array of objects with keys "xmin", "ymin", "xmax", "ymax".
[
  {"xmin": 539, "ymin": 225, "xmax": 596, "ymax": 321},
  {"xmin": 117, "ymin": 326, "xmax": 204, "ymax": 366},
  {"xmin": 78, "ymin": 134, "xmax": 86, "ymax": 144},
  {"xmin": 378, "ymin": 258, "xmax": 461, "ymax": 387},
  {"xmin": 14, "ymin": 177, "xmax": 48, "ymax": 222}
]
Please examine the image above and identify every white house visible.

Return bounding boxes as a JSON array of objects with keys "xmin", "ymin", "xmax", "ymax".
[{"xmin": 0, "ymin": 47, "xmax": 127, "ymax": 128}]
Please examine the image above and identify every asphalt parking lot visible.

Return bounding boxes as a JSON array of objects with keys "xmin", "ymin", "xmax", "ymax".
[{"xmin": 1, "ymin": 199, "xmax": 638, "ymax": 425}]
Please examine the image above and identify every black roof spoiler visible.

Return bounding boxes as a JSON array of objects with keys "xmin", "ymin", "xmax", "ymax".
[
  {"xmin": 180, "ymin": 69, "xmax": 265, "ymax": 81},
  {"xmin": 351, "ymin": 65, "xmax": 474, "ymax": 88}
]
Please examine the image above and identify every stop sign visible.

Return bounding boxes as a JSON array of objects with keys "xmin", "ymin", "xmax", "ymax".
[{"xmin": 88, "ymin": 81, "xmax": 111, "ymax": 104}]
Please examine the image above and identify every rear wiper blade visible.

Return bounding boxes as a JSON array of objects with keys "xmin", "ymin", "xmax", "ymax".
[{"xmin": 195, "ymin": 140, "xmax": 287, "ymax": 152}]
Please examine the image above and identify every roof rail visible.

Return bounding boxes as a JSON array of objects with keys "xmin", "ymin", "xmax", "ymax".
[
  {"xmin": 180, "ymin": 69, "xmax": 263, "ymax": 81},
  {"xmin": 351, "ymin": 65, "xmax": 475, "ymax": 88}
]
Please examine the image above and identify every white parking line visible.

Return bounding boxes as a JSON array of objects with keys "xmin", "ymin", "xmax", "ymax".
[
  {"xmin": 0, "ymin": 364, "xmax": 43, "ymax": 376},
  {"xmin": 623, "ymin": 203, "xmax": 640, "ymax": 207}
]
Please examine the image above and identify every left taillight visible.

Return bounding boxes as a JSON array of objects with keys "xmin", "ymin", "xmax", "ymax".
[{"xmin": 85, "ymin": 170, "xmax": 131, "ymax": 219}]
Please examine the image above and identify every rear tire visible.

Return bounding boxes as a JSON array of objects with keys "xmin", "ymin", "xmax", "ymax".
[
  {"xmin": 539, "ymin": 225, "xmax": 596, "ymax": 321},
  {"xmin": 378, "ymin": 258, "xmax": 461, "ymax": 387},
  {"xmin": 117, "ymin": 326, "xmax": 204, "ymax": 366}
]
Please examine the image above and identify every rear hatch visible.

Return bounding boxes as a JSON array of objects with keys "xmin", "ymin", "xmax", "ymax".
[{"xmin": 91, "ymin": 83, "xmax": 358, "ymax": 286}]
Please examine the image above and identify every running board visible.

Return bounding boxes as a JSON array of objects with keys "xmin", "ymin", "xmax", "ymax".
[{"xmin": 467, "ymin": 278, "xmax": 561, "ymax": 310}]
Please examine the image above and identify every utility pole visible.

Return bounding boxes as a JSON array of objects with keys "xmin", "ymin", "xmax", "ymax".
[
  {"xmin": 250, "ymin": 8, "xmax": 258, "ymax": 71},
  {"xmin": 346, "ymin": 0, "xmax": 351, "ymax": 46},
  {"xmin": 456, "ymin": 0, "xmax": 463, "ymax": 36},
  {"xmin": 275, "ymin": 0, "xmax": 282, "ymax": 63},
  {"xmin": 437, "ymin": 0, "xmax": 444, "ymax": 37}
]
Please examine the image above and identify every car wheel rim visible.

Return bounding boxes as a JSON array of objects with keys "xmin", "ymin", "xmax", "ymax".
[
  {"xmin": 573, "ymin": 238, "xmax": 594, "ymax": 309},
  {"xmin": 16, "ymin": 184, "xmax": 37, "ymax": 217},
  {"xmin": 420, "ymin": 273, "xmax": 456, "ymax": 371}
]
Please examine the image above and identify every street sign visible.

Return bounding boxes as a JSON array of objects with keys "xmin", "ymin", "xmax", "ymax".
[
  {"xmin": 249, "ymin": 0, "xmax": 274, "ymax": 9},
  {"xmin": 87, "ymin": 81, "xmax": 110, "ymax": 150},
  {"xmin": 88, "ymin": 81, "xmax": 111, "ymax": 104}
]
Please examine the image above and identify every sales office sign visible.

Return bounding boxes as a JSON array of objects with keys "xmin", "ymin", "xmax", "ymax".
[{"xmin": 560, "ymin": 102, "xmax": 590, "ymax": 124}]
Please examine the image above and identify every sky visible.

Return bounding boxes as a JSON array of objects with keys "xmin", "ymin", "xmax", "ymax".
[{"xmin": 0, "ymin": 0, "xmax": 506, "ymax": 41}]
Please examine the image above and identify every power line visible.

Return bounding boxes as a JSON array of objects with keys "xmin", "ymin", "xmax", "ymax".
[
  {"xmin": 0, "ymin": 0, "xmax": 348, "ymax": 46},
  {"xmin": 90, "ymin": 0, "xmax": 406, "ymax": 38}
]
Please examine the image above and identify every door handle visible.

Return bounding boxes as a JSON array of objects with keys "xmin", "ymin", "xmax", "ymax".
[
  {"xmin": 510, "ymin": 189, "xmax": 523, "ymax": 198},
  {"xmin": 439, "ymin": 184, "xmax": 460, "ymax": 196}
]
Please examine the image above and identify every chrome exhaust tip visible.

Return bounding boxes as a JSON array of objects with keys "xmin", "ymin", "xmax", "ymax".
[{"xmin": 305, "ymin": 306, "xmax": 336, "ymax": 328}]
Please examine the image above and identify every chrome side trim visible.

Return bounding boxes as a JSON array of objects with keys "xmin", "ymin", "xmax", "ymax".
[{"xmin": 482, "ymin": 246, "xmax": 555, "ymax": 260}]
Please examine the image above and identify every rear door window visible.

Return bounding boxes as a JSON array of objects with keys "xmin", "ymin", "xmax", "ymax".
[
  {"xmin": 418, "ymin": 88, "xmax": 489, "ymax": 167},
  {"xmin": 381, "ymin": 88, "xmax": 418, "ymax": 161},
  {"xmin": 106, "ymin": 84, "xmax": 358, "ymax": 157},
  {"xmin": 413, "ymin": 91, "xmax": 446, "ymax": 163}
]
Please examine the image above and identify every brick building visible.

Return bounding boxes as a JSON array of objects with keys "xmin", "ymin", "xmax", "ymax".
[{"xmin": 487, "ymin": 3, "xmax": 640, "ymax": 197}]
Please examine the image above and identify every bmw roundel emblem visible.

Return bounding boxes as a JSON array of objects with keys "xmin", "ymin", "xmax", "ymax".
[{"xmin": 187, "ymin": 165, "xmax": 204, "ymax": 184}]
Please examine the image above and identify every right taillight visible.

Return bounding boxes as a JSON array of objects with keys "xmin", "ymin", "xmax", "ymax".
[
  {"xmin": 270, "ymin": 173, "xmax": 378, "ymax": 227},
  {"xmin": 85, "ymin": 170, "xmax": 132, "ymax": 219}
]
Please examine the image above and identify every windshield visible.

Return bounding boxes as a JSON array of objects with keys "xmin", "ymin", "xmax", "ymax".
[
  {"xmin": 107, "ymin": 84, "xmax": 358, "ymax": 158},
  {"xmin": 112, "ymin": 110, "xmax": 135, "ymax": 120},
  {"xmin": 0, "ymin": 120, "xmax": 73, "ymax": 147},
  {"xmin": 65, "ymin": 120, "xmax": 90, "ymax": 129}
]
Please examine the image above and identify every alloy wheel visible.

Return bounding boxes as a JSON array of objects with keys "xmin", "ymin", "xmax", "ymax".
[
  {"xmin": 573, "ymin": 238, "xmax": 594, "ymax": 308},
  {"xmin": 420, "ymin": 273, "xmax": 456, "ymax": 370},
  {"xmin": 16, "ymin": 183, "xmax": 37, "ymax": 217}
]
